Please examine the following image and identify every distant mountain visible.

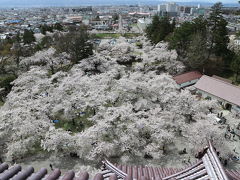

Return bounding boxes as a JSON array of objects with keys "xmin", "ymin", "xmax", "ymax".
[{"xmin": 0, "ymin": 0, "xmax": 238, "ymax": 7}]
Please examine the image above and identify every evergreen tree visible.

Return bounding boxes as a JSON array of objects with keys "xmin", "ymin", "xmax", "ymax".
[
  {"xmin": 12, "ymin": 42, "xmax": 22, "ymax": 67},
  {"xmin": 47, "ymin": 25, "xmax": 54, "ymax": 33},
  {"xmin": 15, "ymin": 32, "xmax": 21, "ymax": 43},
  {"xmin": 168, "ymin": 21, "xmax": 195, "ymax": 56},
  {"xmin": 23, "ymin": 29, "xmax": 35, "ymax": 44},
  {"xmin": 146, "ymin": 15, "xmax": 174, "ymax": 44},
  {"xmin": 192, "ymin": 16, "xmax": 208, "ymax": 36},
  {"xmin": 231, "ymin": 53, "xmax": 240, "ymax": 83},
  {"xmin": 208, "ymin": 2, "xmax": 229, "ymax": 57},
  {"xmin": 40, "ymin": 24, "xmax": 54, "ymax": 35},
  {"xmin": 55, "ymin": 27, "xmax": 93, "ymax": 64},
  {"xmin": 171, "ymin": 18, "xmax": 176, "ymax": 32},
  {"xmin": 186, "ymin": 32, "xmax": 208, "ymax": 71},
  {"xmin": 54, "ymin": 23, "xmax": 63, "ymax": 31},
  {"xmin": 168, "ymin": 16, "xmax": 208, "ymax": 59},
  {"xmin": 159, "ymin": 17, "xmax": 172, "ymax": 41},
  {"xmin": 69, "ymin": 28, "xmax": 93, "ymax": 64},
  {"xmin": 112, "ymin": 14, "xmax": 119, "ymax": 23},
  {"xmin": 40, "ymin": 24, "xmax": 47, "ymax": 35},
  {"xmin": 146, "ymin": 15, "xmax": 161, "ymax": 44}
]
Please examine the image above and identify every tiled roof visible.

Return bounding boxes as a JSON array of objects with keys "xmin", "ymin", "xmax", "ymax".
[
  {"xmin": 173, "ymin": 71, "xmax": 202, "ymax": 85},
  {"xmin": 0, "ymin": 141, "xmax": 238, "ymax": 180},
  {"xmin": 194, "ymin": 75, "xmax": 240, "ymax": 107},
  {"xmin": 0, "ymin": 164, "xmax": 103, "ymax": 180},
  {"xmin": 102, "ymin": 159, "xmax": 193, "ymax": 179},
  {"xmin": 226, "ymin": 169, "xmax": 240, "ymax": 180},
  {"xmin": 102, "ymin": 141, "xmax": 232, "ymax": 180}
]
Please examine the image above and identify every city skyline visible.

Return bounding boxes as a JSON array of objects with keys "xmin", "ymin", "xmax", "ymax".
[{"xmin": 0, "ymin": 0, "xmax": 238, "ymax": 7}]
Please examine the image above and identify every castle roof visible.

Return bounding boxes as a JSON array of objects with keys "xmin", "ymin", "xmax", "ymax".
[{"xmin": 0, "ymin": 141, "xmax": 237, "ymax": 180}]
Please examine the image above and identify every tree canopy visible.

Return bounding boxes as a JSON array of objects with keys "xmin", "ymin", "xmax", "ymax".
[
  {"xmin": 55, "ymin": 27, "xmax": 93, "ymax": 64},
  {"xmin": 231, "ymin": 52, "xmax": 240, "ymax": 83},
  {"xmin": 23, "ymin": 29, "xmax": 35, "ymax": 44},
  {"xmin": 208, "ymin": 2, "xmax": 229, "ymax": 57},
  {"xmin": 146, "ymin": 15, "xmax": 174, "ymax": 44},
  {"xmin": 166, "ymin": 3, "xmax": 231, "ymax": 74}
]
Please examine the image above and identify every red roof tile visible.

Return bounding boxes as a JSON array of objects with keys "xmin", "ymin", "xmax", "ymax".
[
  {"xmin": 173, "ymin": 71, "xmax": 202, "ymax": 85},
  {"xmin": 0, "ymin": 142, "xmax": 237, "ymax": 180},
  {"xmin": 102, "ymin": 141, "xmax": 232, "ymax": 180}
]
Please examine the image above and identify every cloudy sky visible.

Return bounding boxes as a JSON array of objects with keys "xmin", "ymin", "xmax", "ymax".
[
  {"xmin": 0, "ymin": 0, "xmax": 237, "ymax": 6},
  {"xmin": 175, "ymin": 0, "xmax": 236, "ymax": 2}
]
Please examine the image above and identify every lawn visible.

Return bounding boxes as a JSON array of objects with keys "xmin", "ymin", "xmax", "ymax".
[
  {"xmin": 0, "ymin": 100, "xmax": 4, "ymax": 106},
  {"xmin": 131, "ymin": 23, "xmax": 138, "ymax": 27},
  {"xmin": 54, "ymin": 107, "xmax": 95, "ymax": 133},
  {"xmin": 93, "ymin": 33, "xmax": 121, "ymax": 39},
  {"xmin": 123, "ymin": 33, "xmax": 141, "ymax": 38},
  {"xmin": 92, "ymin": 33, "xmax": 141, "ymax": 39}
]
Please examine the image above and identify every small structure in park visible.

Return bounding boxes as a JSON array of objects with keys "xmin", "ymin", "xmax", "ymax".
[
  {"xmin": 0, "ymin": 141, "xmax": 239, "ymax": 180},
  {"xmin": 194, "ymin": 75, "xmax": 240, "ymax": 112},
  {"xmin": 173, "ymin": 71, "xmax": 202, "ymax": 88}
]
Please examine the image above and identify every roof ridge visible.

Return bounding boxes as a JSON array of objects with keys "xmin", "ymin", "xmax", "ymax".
[
  {"xmin": 174, "ymin": 70, "xmax": 201, "ymax": 77},
  {"xmin": 204, "ymin": 75, "xmax": 240, "ymax": 89}
]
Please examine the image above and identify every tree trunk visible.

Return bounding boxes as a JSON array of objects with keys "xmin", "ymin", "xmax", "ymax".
[
  {"xmin": 72, "ymin": 119, "xmax": 75, "ymax": 126},
  {"xmin": 234, "ymin": 70, "xmax": 240, "ymax": 83},
  {"xmin": 162, "ymin": 144, "xmax": 167, "ymax": 154},
  {"xmin": 50, "ymin": 65, "xmax": 54, "ymax": 74}
]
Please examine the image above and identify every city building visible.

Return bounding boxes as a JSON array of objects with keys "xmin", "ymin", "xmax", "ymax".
[
  {"xmin": 157, "ymin": 2, "xmax": 179, "ymax": 17},
  {"xmin": 0, "ymin": 34, "xmax": 7, "ymax": 40},
  {"xmin": 190, "ymin": 7, "xmax": 197, "ymax": 15},
  {"xmin": 157, "ymin": 4, "xmax": 165, "ymax": 12},
  {"xmin": 66, "ymin": 16, "xmax": 83, "ymax": 24},
  {"xmin": 184, "ymin": 7, "xmax": 191, "ymax": 14},
  {"xmin": 166, "ymin": 2, "xmax": 178, "ymax": 13}
]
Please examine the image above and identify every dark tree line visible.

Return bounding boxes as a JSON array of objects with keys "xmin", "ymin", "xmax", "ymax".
[
  {"xmin": 146, "ymin": 16, "xmax": 175, "ymax": 44},
  {"xmin": 40, "ymin": 23, "xmax": 63, "ymax": 35},
  {"xmin": 0, "ymin": 25, "xmax": 93, "ymax": 103},
  {"xmin": 54, "ymin": 26, "xmax": 93, "ymax": 64},
  {"xmin": 23, "ymin": 29, "xmax": 35, "ymax": 44},
  {"xmin": 146, "ymin": 2, "xmax": 237, "ymax": 78}
]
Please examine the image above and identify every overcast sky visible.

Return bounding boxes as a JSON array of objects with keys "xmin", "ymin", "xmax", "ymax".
[
  {"xmin": 175, "ymin": 0, "xmax": 236, "ymax": 2},
  {"xmin": 0, "ymin": 0, "xmax": 238, "ymax": 6}
]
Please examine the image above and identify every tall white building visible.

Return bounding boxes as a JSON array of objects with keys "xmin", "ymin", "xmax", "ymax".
[
  {"xmin": 166, "ymin": 2, "xmax": 178, "ymax": 13},
  {"xmin": 157, "ymin": 4, "xmax": 167, "ymax": 12},
  {"xmin": 190, "ymin": 7, "xmax": 197, "ymax": 15},
  {"xmin": 157, "ymin": 2, "xmax": 179, "ymax": 17}
]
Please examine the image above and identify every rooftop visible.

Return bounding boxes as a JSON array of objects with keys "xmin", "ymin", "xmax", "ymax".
[
  {"xmin": 212, "ymin": 75, "xmax": 233, "ymax": 84},
  {"xmin": 173, "ymin": 71, "xmax": 202, "ymax": 85},
  {"xmin": 194, "ymin": 75, "xmax": 240, "ymax": 107},
  {"xmin": 0, "ymin": 141, "xmax": 238, "ymax": 180}
]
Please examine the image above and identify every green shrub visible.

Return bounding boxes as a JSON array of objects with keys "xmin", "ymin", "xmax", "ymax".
[
  {"xmin": 135, "ymin": 42, "xmax": 143, "ymax": 49},
  {"xmin": 0, "ymin": 74, "xmax": 17, "ymax": 92},
  {"xmin": 54, "ymin": 107, "xmax": 95, "ymax": 133}
]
